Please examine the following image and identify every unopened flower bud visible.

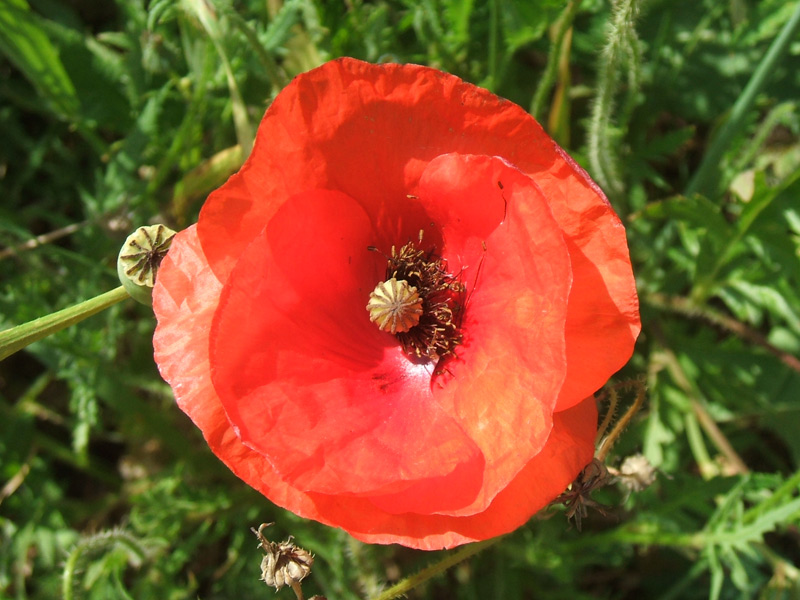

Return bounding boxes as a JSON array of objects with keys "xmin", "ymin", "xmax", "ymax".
[{"xmin": 117, "ymin": 224, "xmax": 176, "ymax": 305}]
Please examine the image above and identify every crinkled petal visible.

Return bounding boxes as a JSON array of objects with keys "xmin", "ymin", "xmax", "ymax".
[
  {"xmin": 405, "ymin": 153, "xmax": 572, "ymax": 516},
  {"xmin": 310, "ymin": 396, "xmax": 598, "ymax": 548},
  {"xmin": 209, "ymin": 189, "xmax": 485, "ymax": 503},
  {"xmin": 153, "ymin": 226, "xmax": 596, "ymax": 550},
  {"xmin": 198, "ymin": 58, "xmax": 639, "ymax": 411}
]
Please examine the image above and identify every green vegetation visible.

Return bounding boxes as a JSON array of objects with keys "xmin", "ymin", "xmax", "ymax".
[{"xmin": 2, "ymin": 0, "xmax": 800, "ymax": 598}]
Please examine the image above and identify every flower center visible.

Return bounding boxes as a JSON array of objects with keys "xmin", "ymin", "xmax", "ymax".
[
  {"xmin": 366, "ymin": 278, "xmax": 424, "ymax": 334},
  {"xmin": 366, "ymin": 234, "xmax": 464, "ymax": 361}
]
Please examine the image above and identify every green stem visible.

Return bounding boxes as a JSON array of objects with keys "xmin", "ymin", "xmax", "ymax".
[
  {"xmin": 62, "ymin": 529, "xmax": 147, "ymax": 600},
  {"xmin": 564, "ymin": 525, "xmax": 702, "ymax": 551},
  {"xmin": 685, "ymin": 1, "xmax": 800, "ymax": 198},
  {"xmin": 645, "ymin": 292, "xmax": 800, "ymax": 373},
  {"xmin": 487, "ymin": 0, "xmax": 499, "ymax": 90},
  {"xmin": 684, "ymin": 411, "xmax": 716, "ymax": 479},
  {"xmin": 227, "ymin": 11, "xmax": 289, "ymax": 90},
  {"xmin": 0, "ymin": 286, "xmax": 130, "ymax": 362},
  {"xmin": 742, "ymin": 468, "xmax": 800, "ymax": 524},
  {"xmin": 649, "ymin": 322, "xmax": 749, "ymax": 475},
  {"xmin": 368, "ymin": 538, "xmax": 498, "ymax": 600},
  {"xmin": 530, "ymin": 0, "xmax": 582, "ymax": 120}
]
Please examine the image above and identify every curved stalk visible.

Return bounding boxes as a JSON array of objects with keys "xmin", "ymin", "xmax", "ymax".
[
  {"xmin": 0, "ymin": 286, "xmax": 130, "ymax": 362},
  {"xmin": 368, "ymin": 538, "xmax": 499, "ymax": 600}
]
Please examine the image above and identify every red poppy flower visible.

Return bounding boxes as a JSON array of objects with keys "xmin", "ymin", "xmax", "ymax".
[{"xmin": 152, "ymin": 58, "xmax": 640, "ymax": 550}]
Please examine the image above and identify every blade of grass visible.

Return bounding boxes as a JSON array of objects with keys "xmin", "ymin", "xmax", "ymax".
[
  {"xmin": 685, "ymin": 0, "xmax": 800, "ymax": 198},
  {"xmin": 0, "ymin": 0, "xmax": 79, "ymax": 119},
  {"xmin": 182, "ymin": 0, "xmax": 254, "ymax": 155},
  {"xmin": 226, "ymin": 9, "xmax": 290, "ymax": 90},
  {"xmin": 530, "ymin": 0, "xmax": 582, "ymax": 122}
]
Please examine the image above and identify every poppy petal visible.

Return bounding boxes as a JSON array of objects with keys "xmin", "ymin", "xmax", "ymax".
[
  {"xmin": 405, "ymin": 152, "xmax": 573, "ymax": 516},
  {"xmin": 155, "ymin": 59, "xmax": 639, "ymax": 549},
  {"xmin": 197, "ymin": 58, "xmax": 639, "ymax": 411},
  {"xmin": 209, "ymin": 189, "xmax": 486, "ymax": 500},
  {"xmin": 153, "ymin": 226, "xmax": 596, "ymax": 550},
  {"xmin": 307, "ymin": 395, "xmax": 598, "ymax": 549}
]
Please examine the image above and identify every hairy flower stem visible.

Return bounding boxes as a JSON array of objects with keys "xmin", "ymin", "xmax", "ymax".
[
  {"xmin": 686, "ymin": 1, "xmax": 800, "ymax": 198},
  {"xmin": 0, "ymin": 286, "xmax": 130, "ymax": 362},
  {"xmin": 595, "ymin": 379, "xmax": 646, "ymax": 461},
  {"xmin": 368, "ymin": 538, "xmax": 499, "ymax": 600},
  {"xmin": 530, "ymin": 0, "xmax": 582, "ymax": 122},
  {"xmin": 595, "ymin": 386, "xmax": 620, "ymax": 442},
  {"xmin": 62, "ymin": 529, "xmax": 148, "ymax": 600},
  {"xmin": 587, "ymin": 0, "xmax": 642, "ymax": 202}
]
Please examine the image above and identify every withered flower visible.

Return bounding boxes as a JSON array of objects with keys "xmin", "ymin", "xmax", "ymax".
[{"xmin": 252, "ymin": 523, "xmax": 314, "ymax": 594}]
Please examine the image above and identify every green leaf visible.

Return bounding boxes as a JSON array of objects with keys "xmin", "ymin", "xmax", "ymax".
[
  {"xmin": 694, "ymin": 169, "xmax": 800, "ymax": 301},
  {"xmin": 636, "ymin": 126, "xmax": 696, "ymax": 162},
  {"xmin": 0, "ymin": 0, "xmax": 79, "ymax": 119},
  {"xmin": 443, "ymin": 0, "xmax": 475, "ymax": 49},
  {"xmin": 639, "ymin": 195, "xmax": 730, "ymax": 282},
  {"xmin": 499, "ymin": 0, "xmax": 561, "ymax": 52}
]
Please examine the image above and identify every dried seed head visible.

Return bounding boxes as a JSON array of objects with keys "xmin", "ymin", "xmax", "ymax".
[
  {"xmin": 553, "ymin": 458, "xmax": 611, "ymax": 531},
  {"xmin": 252, "ymin": 523, "xmax": 314, "ymax": 592},
  {"xmin": 367, "ymin": 278, "xmax": 423, "ymax": 334},
  {"xmin": 618, "ymin": 453, "xmax": 657, "ymax": 492},
  {"xmin": 117, "ymin": 224, "xmax": 176, "ymax": 305}
]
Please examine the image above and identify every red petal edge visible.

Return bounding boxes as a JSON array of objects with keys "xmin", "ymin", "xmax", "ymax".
[
  {"xmin": 154, "ymin": 226, "xmax": 596, "ymax": 549},
  {"xmin": 197, "ymin": 58, "xmax": 639, "ymax": 411}
]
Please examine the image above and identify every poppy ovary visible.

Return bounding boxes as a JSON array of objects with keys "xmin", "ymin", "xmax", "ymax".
[{"xmin": 367, "ymin": 278, "xmax": 424, "ymax": 334}]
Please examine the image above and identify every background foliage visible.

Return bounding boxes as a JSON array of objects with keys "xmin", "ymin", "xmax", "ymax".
[{"xmin": 1, "ymin": 0, "xmax": 800, "ymax": 598}]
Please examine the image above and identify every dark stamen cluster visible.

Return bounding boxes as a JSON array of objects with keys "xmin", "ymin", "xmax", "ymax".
[{"xmin": 384, "ymin": 237, "xmax": 464, "ymax": 361}]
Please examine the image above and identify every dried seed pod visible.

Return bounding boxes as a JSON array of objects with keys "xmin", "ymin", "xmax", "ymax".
[
  {"xmin": 366, "ymin": 277, "xmax": 423, "ymax": 334},
  {"xmin": 252, "ymin": 523, "xmax": 314, "ymax": 592},
  {"xmin": 117, "ymin": 224, "xmax": 176, "ymax": 305},
  {"xmin": 618, "ymin": 453, "xmax": 657, "ymax": 492},
  {"xmin": 553, "ymin": 458, "xmax": 611, "ymax": 531}
]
